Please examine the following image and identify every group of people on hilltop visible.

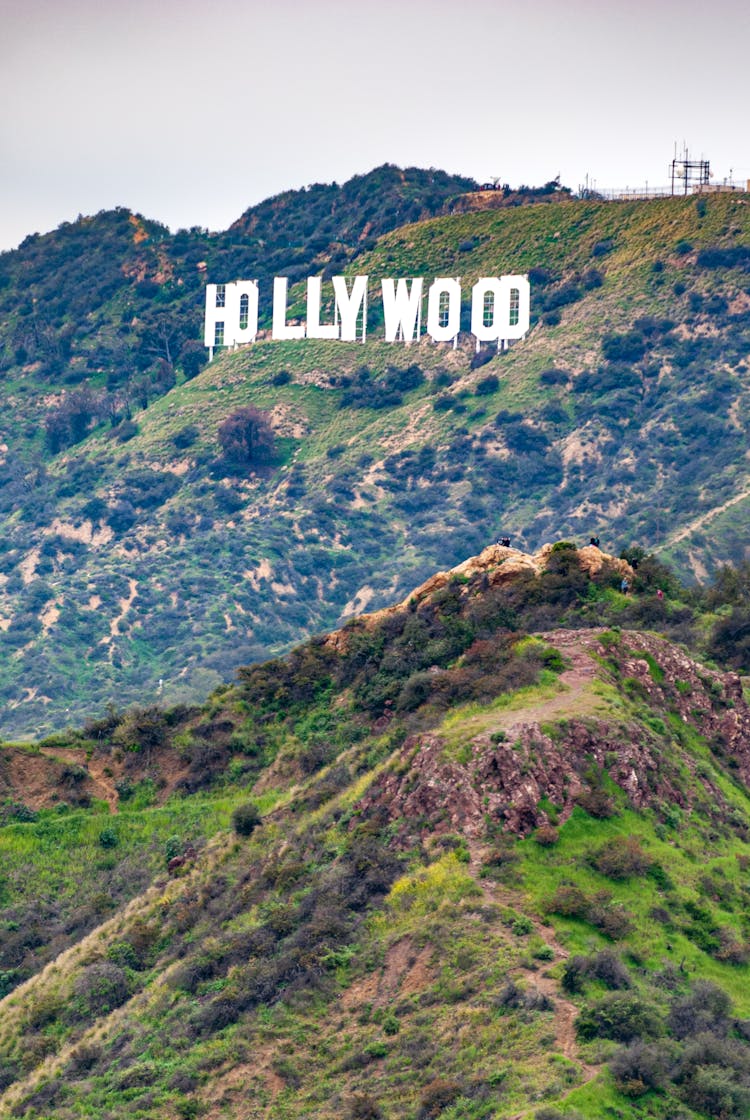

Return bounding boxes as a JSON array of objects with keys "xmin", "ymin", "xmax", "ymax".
[
  {"xmin": 494, "ymin": 534, "xmax": 604, "ymax": 550},
  {"xmin": 493, "ymin": 534, "xmax": 666, "ymax": 601}
]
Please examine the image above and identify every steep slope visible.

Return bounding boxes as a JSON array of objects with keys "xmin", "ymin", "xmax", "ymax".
[
  {"xmin": 2, "ymin": 546, "xmax": 750, "ymax": 1119},
  {"xmin": 0, "ymin": 187, "xmax": 748, "ymax": 736}
]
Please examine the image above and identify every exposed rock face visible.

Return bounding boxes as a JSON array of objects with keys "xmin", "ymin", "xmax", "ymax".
[
  {"xmin": 359, "ymin": 718, "xmax": 685, "ymax": 841},
  {"xmin": 611, "ymin": 631, "xmax": 750, "ymax": 787},
  {"xmin": 356, "ymin": 629, "xmax": 750, "ymax": 841},
  {"xmin": 402, "ymin": 543, "xmax": 632, "ymax": 611},
  {"xmin": 329, "ymin": 543, "xmax": 633, "ymax": 646}
]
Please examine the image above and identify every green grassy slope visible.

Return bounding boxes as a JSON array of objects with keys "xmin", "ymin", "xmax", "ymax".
[
  {"xmin": 2, "ymin": 547, "xmax": 750, "ymax": 1119},
  {"xmin": 0, "ymin": 188, "xmax": 748, "ymax": 736}
]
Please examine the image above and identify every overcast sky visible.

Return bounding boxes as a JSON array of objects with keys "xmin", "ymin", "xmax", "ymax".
[{"xmin": 1, "ymin": 0, "xmax": 748, "ymax": 253}]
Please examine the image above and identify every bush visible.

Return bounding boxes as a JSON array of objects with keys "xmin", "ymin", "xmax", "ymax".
[
  {"xmin": 577, "ymin": 992, "xmax": 663, "ymax": 1042},
  {"xmin": 348, "ymin": 1093, "xmax": 384, "ymax": 1119},
  {"xmin": 677, "ymin": 1049, "xmax": 750, "ymax": 1119},
  {"xmin": 388, "ymin": 363, "xmax": 424, "ymax": 392},
  {"xmin": 475, "ymin": 374, "xmax": 500, "ymax": 396},
  {"xmin": 417, "ymin": 1078, "xmax": 463, "ymax": 1119},
  {"xmin": 98, "ymin": 828, "xmax": 119, "ymax": 849},
  {"xmin": 179, "ymin": 339, "xmax": 207, "ymax": 380},
  {"xmin": 547, "ymin": 884, "xmax": 589, "ymax": 918},
  {"xmin": 562, "ymin": 950, "xmax": 631, "ymax": 993},
  {"xmin": 113, "ymin": 706, "xmax": 169, "ymax": 754},
  {"xmin": 173, "ymin": 424, "xmax": 199, "ymax": 450},
  {"xmin": 231, "ymin": 802, "xmax": 261, "ymax": 837},
  {"xmin": 73, "ymin": 961, "xmax": 129, "ymax": 1017},
  {"xmin": 539, "ymin": 367, "xmax": 568, "ymax": 386},
  {"xmin": 575, "ymin": 787, "xmax": 616, "ymax": 818},
  {"xmin": 470, "ymin": 348, "xmax": 494, "ymax": 370},
  {"xmin": 589, "ymin": 901, "xmax": 634, "ymax": 940},
  {"xmin": 591, "ymin": 836, "xmax": 651, "ymax": 879},
  {"xmin": 669, "ymin": 981, "xmax": 731, "ymax": 1040},
  {"xmin": 601, "ymin": 331, "xmax": 646, "ymax": 363},
  {"xmin": 610, "ymin": 1039, "xmax": 673, "ymax": 1095},
  {"xmin": 534, "ymin": 823, "xmax": 559, "ymax": 847}
]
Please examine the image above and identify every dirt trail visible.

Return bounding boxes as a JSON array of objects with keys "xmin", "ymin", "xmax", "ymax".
[
  {"xmin": 459, "ymin": 633, "xmax": 607, "ymax": 1111},
  {"xmin": 468, "ymin": 841, "xmax": 600, "ymax": 1112},
  {"xmin": 37, "ymin": 746, "xmax": 119, "ymax": 811},
  {"xmin": 656, "ymin": 483, "xmax": 750, "ymax": 550},
  {"xmin": 460, "ymin": 629, "xmax": 606, "ymax": 742}
]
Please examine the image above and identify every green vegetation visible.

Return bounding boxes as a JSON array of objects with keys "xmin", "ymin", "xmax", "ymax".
[
  {"xmin": 0, "ymin": 181, "xmax": 748, "ymax": 734},
  {"xmin": 1, "ymin": 545, "xmax": 750, "ymax": 1116}
]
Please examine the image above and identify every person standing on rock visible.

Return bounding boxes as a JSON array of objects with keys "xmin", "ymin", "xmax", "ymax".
[{"xmin": 621, "ymin": 577, "xmax": 630, "ymax": 595}]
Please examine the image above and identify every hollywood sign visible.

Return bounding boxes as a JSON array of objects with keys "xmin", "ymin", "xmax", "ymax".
[{"xmin": 203, "ymin": 275, "xmax": 530, "ymax": 356}]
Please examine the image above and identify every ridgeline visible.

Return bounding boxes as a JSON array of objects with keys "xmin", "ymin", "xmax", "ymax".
[{"xmin": 0, "ymin": 169, "xmax": 748, "ymax": 743}]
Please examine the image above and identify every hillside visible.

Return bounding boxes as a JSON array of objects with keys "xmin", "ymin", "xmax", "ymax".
[
  {"xmin": 0, "ymin": 178, "xmax": 749, "ymax": 735},
  {"xmin": 2, "ymin": 543, "xmax": 750, "ymax": 1120}
]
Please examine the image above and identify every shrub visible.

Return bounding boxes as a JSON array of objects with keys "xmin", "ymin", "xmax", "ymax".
[
  {"xmin": 108, "ymin": 419, "xmax": 138, "ymax": 442},
  {"xmin": 388, "ymin": 363, "xmax": 424, "ymax": 392},
  {"xmin": 575, "ymin": 787, "xmax": 616, "ymax": 818},
  {"xmin": 539, "ymin": 367, "xmax": 568, "ymax": 386},
  {"xmin": 470, "ymin": 348, "xmax": 494, "ymax": 370},
  {"xmin": 232, "ymin": 801, "xmax": 261, "ymax": 837},
  {"xmin": 417, "ymin": 1078, "xmax": 463, "ymax": 1119},
  {"xmin": 601, "ymin": 331, "xmax": 646, "ymax": 363},
  {"xmin": 610, "ymin": 1039, "xmax": 673, "ymax": 1095},
  {"xmin": 589, "ymin": 901, "xmax": 634, "ymax": 940},
  {"xmin": 669, "ymin": 981, "xmax": 731, "ymax": 1040},
  {"xmin": 98, "ymin": 827, "xmax": 119, "ymax": 849},
  {"xmin": 534, "ymin": 823, "xmax": 559, "ymax": 847},
  {"xmin": 73, "ymin": 961, "xmax": 129, "ymax": 1017},
  {"xmin": 113, "ymin": 706, "xmax": 169, "ymax": 754},
  {"xmin": 563, "ymin": 950, "xmax": 631, "ymax": 993},
  {"xmin": 173, "ymin": 424, "xmax": 199, "ymax": 450},
  {"xmin": 576, "ymin": 992, "xmax": 663, "ymax": 1042},
  {"xmin": 348, "ymin": 1093, "xmax": 384, "ymax": 1119},
  {"xmin": 677, "ymin": 1039, "xmax": 750, "ymax": 1119},
  {"xmin": 179, "ymin": 339, "xmax": 207, "ymax": 380},
  {"xmin": 547, "ymin": 884, "xmax": 589, "ymax": 918},
  {"xmin": 475, "ymin": 374, "xmax": 500, "ymax": 396},
  {"xmin": 591, "ymin": 836, "xmax": 651, "ymax": 879}
]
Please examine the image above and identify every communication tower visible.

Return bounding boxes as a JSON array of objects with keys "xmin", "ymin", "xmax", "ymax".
[{"xmin": 670, "ymin": 145, "xmax": 710, "ymax": 195}]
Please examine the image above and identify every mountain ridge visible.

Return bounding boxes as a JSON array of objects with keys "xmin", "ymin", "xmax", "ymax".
[
  {"xmin": 2, "ymin": 542, "xmax": 750, "ymax": 1118},
  {"xmin": 0, "ymin": 177, "xmax": 748, "ymax": 738}
]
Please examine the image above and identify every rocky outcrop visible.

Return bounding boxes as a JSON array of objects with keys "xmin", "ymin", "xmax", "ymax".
[
  {"xmin": 355, "ymin": 628, "xmax": 750, "ymax": 841},
  {"xmin": 329, "ymin": 543, "xmax": 633, "ymax": 646}
]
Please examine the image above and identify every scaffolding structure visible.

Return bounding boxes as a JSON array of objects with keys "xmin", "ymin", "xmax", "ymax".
[{"xmin": 670, "ymin": 149, "xmax": 710, "ymax": 195}]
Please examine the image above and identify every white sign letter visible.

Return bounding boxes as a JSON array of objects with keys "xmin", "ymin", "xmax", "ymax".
[
  {"xmin": 229, "ymin": 280, "xmax": 259, "ymax": 344},
  {"xmin": 306, "ymin": 277, "xmax": 339, "ymax": 339},
  {"xmin": 272, "ymin": 277, "xmax": 305, "ymax": 340},
  {"xmin": 471, "ymin": 275, "xmax": 530, "ymax": 345},
  {"xmin": 426, "ymin": 278, "xmax": 461, "ymax": 343},
  {"xmin": 382, "ymin": 278, "xmax": 423, "ymax": 343},
  {"xmin": 204, "ymin": 283, "xmax": 227, "ymax": 348},
  {"xmin": 332, "ymin": 276, "xmax": 368, "ymax": 342}
]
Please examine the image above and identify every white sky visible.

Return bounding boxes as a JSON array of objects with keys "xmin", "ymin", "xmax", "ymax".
[{"xmin": 1, "ymin": 0, "xmax": 748, "ymax": 252}]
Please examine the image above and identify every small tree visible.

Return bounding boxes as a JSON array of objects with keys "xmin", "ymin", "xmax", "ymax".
[
  {"xmin": 179, "ymin": 340, "xmax": 207, "ymax": 381},
  {"xmin": 232, "ymin": 802, "xmax": 261, "ymax": 837},
  {"xmin": 218, "ymin": 406, "xmax": 275, "ymax": 468}
]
